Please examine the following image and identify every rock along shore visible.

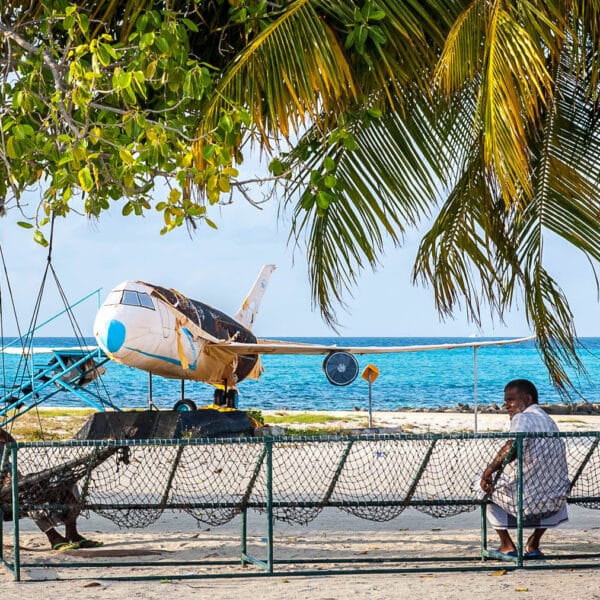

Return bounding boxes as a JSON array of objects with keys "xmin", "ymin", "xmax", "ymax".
[{"xmin": 390, "ymin": 401, "xmax": 600, "ymax": 415}]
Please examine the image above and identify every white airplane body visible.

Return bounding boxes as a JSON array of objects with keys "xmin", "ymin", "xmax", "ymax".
[
  {"xmin": 92, "ymin": 265, "xmax": 535, "ymax": 395},
  {"xmin": 93, "ymin": 267, "xmax": 275, "ymax": 388}
]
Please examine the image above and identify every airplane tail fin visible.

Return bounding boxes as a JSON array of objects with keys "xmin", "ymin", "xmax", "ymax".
[{"xmin": 233, "ymin": 265, "xmax": 276, "ymax": 330}]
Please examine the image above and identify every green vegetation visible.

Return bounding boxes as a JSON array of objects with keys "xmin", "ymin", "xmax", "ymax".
[
  {"xmin": 246, "ymin": 408, "xmax": 265, "ymax": 426},
  {"xmin": 265, "ymin": 412, "xmax": 366, "ymax": 436},
  {"xmin": 2, "ymin": 408, "xmax": 95, "ymax": 441},
  {"xmin": 266, "ymin": 413, "xmax": 348, "ymax": 425},
  {"xmin": 1, "ymin": 408, "xmax": 363, "ymax": 440}
]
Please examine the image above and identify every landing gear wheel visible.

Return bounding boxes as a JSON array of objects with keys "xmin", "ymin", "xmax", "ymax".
[
  {"xmin": 173, "ymin": 398, "xmax": 197, "ymax": 412},
  {"xmin": 225, "ymin": 389, "xmax": 238, "ymax": 409},
  {"xmin": 213, "ymin": 389, "xmax": 226, "ymax": 407}
]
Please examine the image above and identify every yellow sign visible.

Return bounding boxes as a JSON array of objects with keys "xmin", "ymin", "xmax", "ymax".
[{"xmin": 361, "ymin": 363, "xmax": 380, "ymax": 383}]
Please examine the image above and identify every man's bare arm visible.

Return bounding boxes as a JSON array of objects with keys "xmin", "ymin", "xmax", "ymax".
[{"xmin": 480, "ymin": 439, "xmax": 516, "ymax": 493}]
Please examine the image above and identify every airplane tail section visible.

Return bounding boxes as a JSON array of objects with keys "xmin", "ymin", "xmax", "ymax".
[{"xmin": 233, "ymin": 265, "xmax": 276, "ymax": 330}]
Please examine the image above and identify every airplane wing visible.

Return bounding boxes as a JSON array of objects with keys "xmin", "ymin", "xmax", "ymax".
[{"xmin": 204, "ymin": 336, "xmax": 536, "ymax": 356}]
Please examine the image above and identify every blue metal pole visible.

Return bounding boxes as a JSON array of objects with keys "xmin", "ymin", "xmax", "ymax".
[{"xmin": 2, "ymin": 288, "xmax": 102, "ymax": 350}]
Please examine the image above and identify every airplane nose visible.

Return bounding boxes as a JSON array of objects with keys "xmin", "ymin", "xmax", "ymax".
[{"xmin": 98, "ymin": 319, "xmax": 126, "ymax": 353}]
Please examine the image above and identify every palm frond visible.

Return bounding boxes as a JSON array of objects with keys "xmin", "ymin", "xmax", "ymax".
[
  {"xmin": 412, "ymin": 155, "xmax": 513, "ymax": 324},
  {"xmin": 285, "ymin": 101, "xmax": 446, "ymax": 325},
  {"xmin": 196, "ymin": 0, "xmax": 355, "ymax": 154}
]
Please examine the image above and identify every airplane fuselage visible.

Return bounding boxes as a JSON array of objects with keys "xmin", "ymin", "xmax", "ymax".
[
  {"xmin": 93, "ymin": 269, "xmax": 535, "ymax": 397},
  {"xmin": 93, "ymin": 281, "xmax": 259, "ymax": 386}
]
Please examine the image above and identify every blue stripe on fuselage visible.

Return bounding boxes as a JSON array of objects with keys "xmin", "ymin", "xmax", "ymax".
[{"xmin": 125, "ymin": 327, "xmax": 198, "ymax": 371}]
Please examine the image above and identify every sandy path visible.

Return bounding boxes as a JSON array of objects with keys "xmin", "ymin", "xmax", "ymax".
[{"xmin": 1, "ymin": 411, "xmax": 599, "ymax": 598}]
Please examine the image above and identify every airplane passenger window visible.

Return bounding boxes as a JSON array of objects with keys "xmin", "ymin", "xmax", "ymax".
[
  {"xmin": 138, "ymin": 293, "xmax": 154, "ymax": 309},
  {"xmin": 122, "ymin": 290, "xmax": 140, "ymax": 306}
]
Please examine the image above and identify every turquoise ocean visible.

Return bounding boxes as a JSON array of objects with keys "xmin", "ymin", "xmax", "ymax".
[{"xmin": 1, "ymin": 337, "xmax": 599, "ymax": 411}]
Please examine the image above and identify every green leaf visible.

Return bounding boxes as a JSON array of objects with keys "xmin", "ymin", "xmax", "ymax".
[
  {"xmin": 323, "ymin": 156, "xmax": 336, "ymax": 172},
  {"xmin": 78, "ymin": 13, "xmax": 90, "ymax": 34},
  {"xmin": 369, "ymin": 26, "xmax": 387, "ymax": 45},
  {"xmin": 345, "ymin": 28, "xmax": 357, "ymax": 50},
  {"xmin": 13, "ymin": 124, "xmax": 34, "ymax": 140},
  {"xmin": 97, "ymin": 45, "xmax": 112, "ymax": 67},
  {"xmin": 181, "ymin": 18, "xmax": 199, "ymax": 32},
  {"xmin": 356, "ymin": 26, "xmax": 368, "ymax": 52},
  {"xmin": 63, "ymin": 14, "xmax": 75, "ymax": 31},
  {"xmin": 119, "ymin": 148, "xmax": 134, "ymax": 164},
  {"xmin": 309, "ymin": 170, "xmax": 322, "ymax": 185},
  {"xmin": 33, "ymin": 229, "xmax": 48, "ymax": 247},
  {"xmin": 316, "ymin": 190, "xmax": 332, "ymax": 209},
  {"xmin": 218, "ymin": 114, "xmax": 234, "ymax": 133},
  {"xmin": 155, "ymin": 36, "xmax": 170, "ymax": 54},
  {"xmin": 369, "ymin": 10, "xmax": 386, "ymax": 21},
  {"xmin": 342, "ymin": 136, "xmax": 359, "ymax": 151},
  {"xmin": 202, "ymin": 144, "xmax": 216, "ymax": 160},
  {"xmin": 17, "ymin": 221, "xmax": 34, "ymax": 229},
  {"xmin": 78, "ymin": 166, "xmax": 94, "ymax": 192},
  {"xmin": 269, "ymin": 158, "xmax": 285, "ymax": 176},
  {"xmin": 118, "ymin": 71, "xmax": 132, "ymax": 89},
  {"xmin": 6, "ymin": 137, "xmax": 18, "ymax": 159},
  {"xmin": 324, "ymin": 175, "xmax": 338, "ymax": 189}
]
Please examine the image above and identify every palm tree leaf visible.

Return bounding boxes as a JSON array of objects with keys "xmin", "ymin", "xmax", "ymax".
[
  {"xmin": 284, "ymin": 100, "xmax": 448, "ymax": 324},
  {"xmin": 196, "ymin": 0, "xmax": 355, "ymax": 154}
]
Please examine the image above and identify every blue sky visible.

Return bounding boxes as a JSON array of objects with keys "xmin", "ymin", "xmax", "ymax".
[{"xmin": 0, "ymin": 188, "xmax": 598, "ymax": 339}]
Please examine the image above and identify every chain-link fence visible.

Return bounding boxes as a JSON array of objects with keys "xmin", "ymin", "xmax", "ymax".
[{"xmin": 2, "ymin": 432, "xmax": 598, "ymax": 529}]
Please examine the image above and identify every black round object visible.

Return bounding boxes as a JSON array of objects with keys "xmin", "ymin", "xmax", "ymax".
[
  {"xmin": 173, "ymin": 398, "xmax": 197, "ymax": 412},
  {"xmin": 213, "ymin": 389, "xmax": 226, "ymax": 406},
  {"xmin": 225, "ymin": 389, "xmax": 239, "ymax": 409},
  {"xmin": 322, "ymin": 351, "xmax": 359, "ymax": 386}
]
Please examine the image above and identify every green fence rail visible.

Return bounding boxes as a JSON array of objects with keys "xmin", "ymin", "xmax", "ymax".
[{"xmin": 1, "ymin": 431, "xmax": 599, "ymax": 581}]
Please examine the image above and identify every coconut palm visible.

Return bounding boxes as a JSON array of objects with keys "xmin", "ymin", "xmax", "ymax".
[
  {"xmin": 204, "ymin": 0, "xmax": 600, "ymax": 391},
  {"xmin": 3, "ymin": 1, "xmax": 600, "ymax": 391}
]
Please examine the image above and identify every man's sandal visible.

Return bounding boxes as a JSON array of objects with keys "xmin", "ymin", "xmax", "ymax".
[
  {"xmin": 52, "ymin": 541, "xmax": 80, "ymax": 552},
  {"xmin": 75, "ymin": 538, "xmax": 103, "ymax": 549}
]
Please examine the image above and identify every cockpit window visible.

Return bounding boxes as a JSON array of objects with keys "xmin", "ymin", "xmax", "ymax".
[
  {"xmin": 120, "ymin": 290, "xmax": 155, "ymax": 309},
  {"xmin": 122, "ymin": 290, "xmax": 139, "ymax": 306},
  {"xmin": 138, "ymin": 293, "xmax": 154, "ymax": 309}
]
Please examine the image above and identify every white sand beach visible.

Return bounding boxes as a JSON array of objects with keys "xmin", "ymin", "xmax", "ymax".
[
  {"xmin": 266, "ymin": 409, "xmax": 600, "ymax": 435},
  {"xmin": 1, "ymin": 410, "xmax": 600, "ymax": 599}
]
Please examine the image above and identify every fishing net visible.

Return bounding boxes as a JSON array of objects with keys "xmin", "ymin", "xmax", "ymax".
[{"xmin": 1, "ymin": 433, "xmax": 599, "ymax": 529}]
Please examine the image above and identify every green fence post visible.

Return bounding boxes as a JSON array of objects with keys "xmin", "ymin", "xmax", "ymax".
[
  {"xmin": 241, "ymin": 508, "xmax": 247, "ymax": 566},
  {"xmin": 480, "ymin": 503, "xmax": 488, "ymax": 557},
  {"xmin": 266, "ymin": 438, "xmax": 273, "ymax": 574},
  {"xmin": 516, "ymin": 435, "xmax": 523, "ymax": 568},
  {"xmin": 11, "ymin": 444, "xmax": 20, "ymax": 582},
  {"xmin": 0, "ymin": 506, "xmax": 3, "ymax": 564}
]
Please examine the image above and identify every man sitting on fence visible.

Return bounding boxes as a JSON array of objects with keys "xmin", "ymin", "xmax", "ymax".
[
  {"xmin": 0, "ymin": 427, "xmax": 102, "ymax": 551},
  {"xmin": 480, "ymin": 379, "xmax": 570, "ymax": 559}
]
